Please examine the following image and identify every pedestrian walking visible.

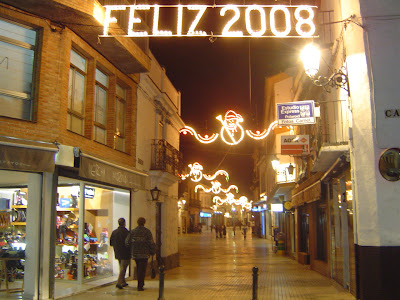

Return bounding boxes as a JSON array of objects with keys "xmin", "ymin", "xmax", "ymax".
[
  {"xmin": 126, "ymin": 217, "xmax": 156, "ymax": 291},
  {"xmin": 222, "ymin": 225, "xmax": 227, "ymax": 238},
  {"xmin": 215, "ymin": 224, "xmax": 220, "ymax": 238},
  {"xmin": 242, "ymin": 225, "xmax": 248, "ymax": 239},
  {"xmin": 110, "ymin": 218, "xmax": 131, "ymax": 289},
  {"xmin": 233, "ymin": 225, "xmax": 236, "ymax": 236}
]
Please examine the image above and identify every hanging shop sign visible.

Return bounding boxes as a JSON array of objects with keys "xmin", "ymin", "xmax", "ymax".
[
  {"xmin": 281, "ymin": 135, "xmax": 310, "ymax": 155},
  {"xmin": 276, "ymin": 164, "xmax": 296, "ymax": 183},
  {"xmin": 277, "ymin": 100, "xmax": 316, "ymax": 125},
  {"xmin": 101, "ymin": 4, "xmax": 317, "ymax": 38}
]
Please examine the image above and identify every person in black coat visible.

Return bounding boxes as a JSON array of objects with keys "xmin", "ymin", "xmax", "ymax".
[{"xmin": 110, "ymin": 218, "xmax": 131, "ymax": 289}]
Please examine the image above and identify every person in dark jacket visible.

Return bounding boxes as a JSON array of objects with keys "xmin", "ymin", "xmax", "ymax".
[
  {"xmin": 125, "ymin": 217, "xmax": 156, "ymax": 291},
  {"xmin": 110, "ymin": 218, "xmax": 131, "ymax": 289}
]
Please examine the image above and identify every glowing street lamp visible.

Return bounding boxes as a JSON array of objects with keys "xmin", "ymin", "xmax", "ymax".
[
  {"xmin": 300, "ymin": 43, "xmax": 320, "ymax": 78},
  {"xmin": 300, "ymin": 43, "xmax": 349, "ymax": 93},
  {"xmin": 271, "ymin": 155, "xmax": 280, "ymax": 170}
]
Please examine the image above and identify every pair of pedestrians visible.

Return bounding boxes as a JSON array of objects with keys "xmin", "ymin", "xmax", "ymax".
[
  {"xmin": 110, "ymin": 217, "xmax": 155, "ymax": 291},
  {"xmin": 215, "ymin": 225, "xmax": 226, "ymax": 238}
]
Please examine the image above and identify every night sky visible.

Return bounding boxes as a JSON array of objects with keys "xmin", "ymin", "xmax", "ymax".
[{"xmin": 148, "ymin": 4, "xmax": 309, "ymax": 199}]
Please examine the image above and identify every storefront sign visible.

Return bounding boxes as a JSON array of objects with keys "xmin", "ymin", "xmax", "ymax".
[
  {"xmin": 200, "ymin": 212, "xmax": 212, "ymax": 218},
  {"xmin": 80, "ymin": 156, "xmax": 146, "ymax": 190},
  {"xmin": 102, "ymin": 4, "xmax": 317, "ymax": 38},
  {"xmin": 0, "ymin": 144, "xmax": 56, "ymax": 173},
  {"xmin": 276, "ymin": 164, "xmax": 295, "ymax": 183},
  {"xmin": 281, "ymin": 135, "xmax": 310, "ymax": 155},
  {"xmin": 271, "ymin": 203, "xmax": 283, "ymax": 212},
  {"xmin": 384, "ymin": 109, "xmax": 400, "ymax": 118},
  {"xmin": 85, "ymin": 187, "xmax": 95, "ymax": 198},
  {"xmin": 277, "ymin": 100, "xmax": 315, "ymax": 125}
]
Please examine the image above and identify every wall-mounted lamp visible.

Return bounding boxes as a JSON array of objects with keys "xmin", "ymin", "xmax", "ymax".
[
  {"xmin": 300, "ymin": 43, "xmax": 349, "ymax": 93},
  {"xmin": 150, "ymin": 186, "xmax": 161, "ymax": 201},
  {"xmin": 287, "ymin": 163, "xmax": 295, "ymax": 175},
  {"xmin": 271, "ymin": 155, "xmax": 280, "ymax": 170}
]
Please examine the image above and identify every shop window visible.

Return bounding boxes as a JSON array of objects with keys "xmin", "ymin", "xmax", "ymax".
[
  {"xmin": 94, "ymin": 68, "xmax": 108, "ymax": 144},
  {"xmin": 0, "ymin": 171, "xmax": 42, "ymax": 295},
  {"xmin": 114, "ymin": 84, "xmax": 126, "ymax": 152},
  {"xmin": 68, "ymin": 49, "xmax": 87, "ymax": 135},
  {"xmin": 299, "ymin": 211, "xmax": 309, "ymax": 253},
  {"xmin": 54, "ymin": 179, "xmax": 129, "ymax": 295},
  {"xmin": 0, "ymin": 18, "xmax": 37, "ymax": 120},
  {"xmin": 55, "ymin": 185, "xmax": 80, "ymax": 281},
  {"xmin": 316, "ymin": 205, "xmax": 328, "ymax": 261}
]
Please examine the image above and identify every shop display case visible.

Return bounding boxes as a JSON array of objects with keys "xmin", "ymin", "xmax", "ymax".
[
  {"xmin": 55, "ymin": 185, "xmax": 113, "ymax": 282},
  {"xmin": 0, "ymin": 188, "xmax": 26, "ymax": 292}
]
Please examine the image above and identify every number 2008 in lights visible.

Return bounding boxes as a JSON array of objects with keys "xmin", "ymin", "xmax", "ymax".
[{"xmin": 102, "ymin": 5, "xmax": 317, "ymax": 38}]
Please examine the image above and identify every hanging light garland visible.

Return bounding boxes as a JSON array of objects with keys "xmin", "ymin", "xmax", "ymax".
[
  {"xmin": 195, "ymin": 180, "xmax": 238, "ymax": 194},
  {"xmin": 180, "ymin": 110, "xmax": 278, "ymax": 145},
  {"xmin": 213, "ymin": 193, "xmax": 252, "ymax": 210},
  {"xmin": 180, "ymin": 162, "xmax": 229, "ymax": 182}
]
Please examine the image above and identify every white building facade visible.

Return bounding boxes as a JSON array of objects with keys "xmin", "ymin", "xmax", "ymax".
[{"xmin": 135, "ymin": 52, "xmax": 184, "ymax": 269}]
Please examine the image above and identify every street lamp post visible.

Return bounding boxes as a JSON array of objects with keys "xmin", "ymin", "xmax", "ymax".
[{"xmin": 150, "ymin": 186, "xmax": 162, "ymax": 267}]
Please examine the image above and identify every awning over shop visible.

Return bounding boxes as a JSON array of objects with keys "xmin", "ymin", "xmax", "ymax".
[
  {"xmin": 292, "ymin": 156, "xmax": 350, "ymax": 207},
  {"xmin": 0, "ymin": 136, "xmax": 58, "ymax": 173},
  {"xmin": 79, "ymin": 153, "xmax": 148, "ymax": 190},
  {"xmin": 267, "ymin": 182, "xmax": 296, "ymax": 204},
  {"xmin": 292, "ymin": 172, "xmax": 324, "ymax": 207}
]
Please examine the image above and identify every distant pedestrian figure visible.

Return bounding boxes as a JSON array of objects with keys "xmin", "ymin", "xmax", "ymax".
[
  {"xmin": 222, "ymin": 225, "xmax": 227, "ymax": 238},
  {"xmin": 110, "ymin": 218, "xmax": 131, "ymax": 289},
  {"xmin": 215, "ymin": 225, "xmax": 220, "ymax": 238},
  {"xmin": 126, "ymin": 217, "xmax": 156, "ymax": 291},
  {"xmin": 242, "ymin": 225, "xmax": 248, "ymax": 239},
  {"xmin": 233, "ymin": 225, "xmax": 236, "ymax": 236}
]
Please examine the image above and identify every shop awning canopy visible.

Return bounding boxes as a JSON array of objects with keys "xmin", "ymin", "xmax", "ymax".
[
  {"xmin": 79, "ymin": 153, "xmax": 148, "ymax": 190},
  {"xmin": 0, "ymin": 136, "xmax": 58, "ymax": 173},
  {"xmin": 267, "ymin": 182, "xmax": 296, "ymax": 204}
]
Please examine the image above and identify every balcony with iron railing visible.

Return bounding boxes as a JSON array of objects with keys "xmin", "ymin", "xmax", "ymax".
[
  {"xmin": 310, "ymin": 98, "xmax": 350, "ymax": 172},
  {"xmin": 151, "ymin": 139, "xmax": 183, "ymax": 178}
]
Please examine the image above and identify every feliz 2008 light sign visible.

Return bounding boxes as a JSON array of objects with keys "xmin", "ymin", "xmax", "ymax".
[{"xmin": 102, "ymin": 4, "xmax": 317, "ymax": 38}]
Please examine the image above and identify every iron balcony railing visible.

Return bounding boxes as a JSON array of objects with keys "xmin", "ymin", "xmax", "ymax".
[
  {"xmin": 313, "ymin": 99, "xmax": 349, "ymax": 150},
  {"xmin": 151, "ymin": 139, "xmax": 183, "ymax": 178}
]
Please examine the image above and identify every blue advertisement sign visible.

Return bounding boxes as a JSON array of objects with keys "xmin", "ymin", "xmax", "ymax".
[
  {"xmin": 200, "ymin": 212, "xmax": 212, "ymax": 218},
  {"xmin": 277, "ymin": 100, "xmax": 315, "ymax": 125}
]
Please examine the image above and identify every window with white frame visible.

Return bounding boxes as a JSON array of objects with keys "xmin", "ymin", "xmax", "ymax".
[
  {"xmin": 68, "ymin": 49, "xmax": 87, "ymax": 135},
  {"xmin": 114, "ymin": 84, "xmax": 126, "ymax": 152},
  {"xmin": 94, "ymin": 68, "xmax": 108, "ymax": 144},
  {"xmin": 157, "ymin": 120, "xmax": 164, "ymax": 140},
  {"xmin": 0, "ymin": 18, "xmax": 37, "ymax": 120}
]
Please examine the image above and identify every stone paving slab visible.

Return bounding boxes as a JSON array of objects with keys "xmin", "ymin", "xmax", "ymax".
[
  {"xmin": 61, "ymin": 229, "xmax": 355, "ymax": 300},
  {"xmin": 2, "ymin": 229, "xmax": 356, "ymax": 300}
]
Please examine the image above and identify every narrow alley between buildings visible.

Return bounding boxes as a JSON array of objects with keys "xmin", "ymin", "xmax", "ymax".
[{"xmin": 58, "ymin": 229, "xmax": 354, "ymax": 300}]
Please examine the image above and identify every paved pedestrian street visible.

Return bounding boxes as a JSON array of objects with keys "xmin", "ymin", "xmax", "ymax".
[{"xmin": 60, "ymin": 229, "xmax": 355, "ymax": 300}]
